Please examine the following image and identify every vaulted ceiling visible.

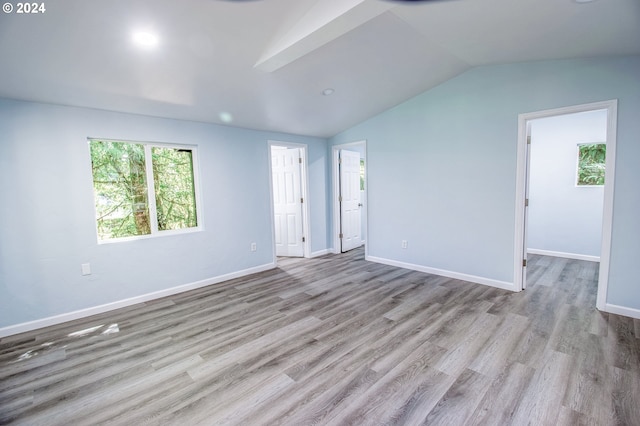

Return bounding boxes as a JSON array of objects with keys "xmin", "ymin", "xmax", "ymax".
[{"xmin": 0, "ymin": 0, "xmax": 638, "ymax": 137}]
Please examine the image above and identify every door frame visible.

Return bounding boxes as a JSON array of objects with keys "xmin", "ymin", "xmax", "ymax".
[
  {"xmin": 268, "ymin": 140, "xmax": 311, "ymax": 260},
  {"xmin": 513, "ymin": 100, "xmax": 618, "ymax": 310},
  {"xmin": 332, "ymin": 141, "xmax": 367, "ymax": 255}
]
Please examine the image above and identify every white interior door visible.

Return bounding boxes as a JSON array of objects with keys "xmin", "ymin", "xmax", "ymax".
[
  {"xmin": 340, "ymin": 149, "xmax": 362, "ymax": 252},
  {"xmin": 272, "ymin": 147, "xmax": 304, "ymax": 257}
]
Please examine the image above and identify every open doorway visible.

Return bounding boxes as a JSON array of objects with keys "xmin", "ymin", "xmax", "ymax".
[
  {"xmin": 514, "ymin": 100, "xmax": 618, "ymax": 311},
  {"xmin": 268, "ymin": 141, "xmax": 311, "ymax": 259},
  {"xmin": 332, "ymin": 141, "xmax": 367, "ymax": 254}
]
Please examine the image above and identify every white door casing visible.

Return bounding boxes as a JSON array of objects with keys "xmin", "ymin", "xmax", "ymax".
[
  {"xmin": 340, "ymin": 149, "xmax": 362, "ymax": 252},
  {"xmin": 272, "ymin": 147, "xmax": 304, "ymax": 257},
  {"xmin": 514, "ymin": 100, "xmax": 617, "ymax": 311}
]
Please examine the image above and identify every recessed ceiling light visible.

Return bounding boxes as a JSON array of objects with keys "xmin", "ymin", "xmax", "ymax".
[
  {"xmin": 573, "ymin": 0, "xmax": 597, "ymax": 3},
  {"xmin": 322, "ymin": 88, "xmax": 335, "ymax": 96},
  {"xmin": 132, "ymin": 31, "xmax": 159, "ymax": 48}
]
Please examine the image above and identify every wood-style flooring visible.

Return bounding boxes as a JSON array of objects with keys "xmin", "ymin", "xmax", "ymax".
[{"xmin": 1, "ymin": 249, "xmax": 639, "ymax": 425}]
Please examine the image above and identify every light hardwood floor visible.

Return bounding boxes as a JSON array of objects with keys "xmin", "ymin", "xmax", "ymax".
[{"xmin": 1, "ymin": 249, "xmax": 639, "ymax": 425}]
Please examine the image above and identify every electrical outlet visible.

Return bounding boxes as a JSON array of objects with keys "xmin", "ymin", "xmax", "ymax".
[
  {"xmin": 251, "ymin": 242, "xmax": 257, "ymax": 252},
  {"xmin": 81, "ymin": 263, "xmax": 91, "ymax": 276},
  {"xmin": 401, "ymin": 240, "xmax": 408, "ymax": 249}
]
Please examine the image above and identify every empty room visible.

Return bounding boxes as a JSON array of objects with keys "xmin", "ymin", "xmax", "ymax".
[{"xmin": 1, "ymin": 0, "xmax": 639, "ymax": 424}]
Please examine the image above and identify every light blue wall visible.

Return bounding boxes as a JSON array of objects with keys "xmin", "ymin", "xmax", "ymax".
[
  {"xmin": 528, "ymin": 110, "xmax": 607, "ymax": 257},
  {"xmin": 3, "ymin": 56, "xmax": 639, "ymax": 330},
  {"xmin": 330, "ymin": 56, "xmax": 640, "ymax": 310},
  {"xmin": 0, "ymin": 99, "xmax": 329, "ymax": 328}
]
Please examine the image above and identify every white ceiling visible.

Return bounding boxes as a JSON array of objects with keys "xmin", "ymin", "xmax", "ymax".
[{"xmin": 0, "ymin": 0, "xmax": 638, "ymax": 137}]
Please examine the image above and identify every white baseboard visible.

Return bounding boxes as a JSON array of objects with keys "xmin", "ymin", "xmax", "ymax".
[
  {"xmin": 365, "ymin": 255, "xmax": 517, "ymax": 292},
  {"xmin": 310, "ymin": 249, "xmax": 331, "ymax": 258},
  {"xmin": 0, "ymin": 262, "xmax": 277, "ymax": 338},
  {"xmin": 527, "ymin": 248, "xmax": 600, "ymax": 262},
  {"xmin": 601, "ymin": 303, "xmax": 640, "ymax": 320}
]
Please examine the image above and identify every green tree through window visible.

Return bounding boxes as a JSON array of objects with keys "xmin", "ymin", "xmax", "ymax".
[
  {"xmin": 152, "ymin": 147, "xmax": 198, "ymax": 231},
  {"xmin": 89, "ymin": 139, "xmax": 199, "ymax": 241},
  {"xmin": 577, "ymin": 143, "xmax": 606, "ymax": 186}
]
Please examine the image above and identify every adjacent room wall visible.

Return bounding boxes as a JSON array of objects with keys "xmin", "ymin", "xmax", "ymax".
[
  {"xmin": 0, "ymin": 99, "xmax": 329, "ymax": 331},
  {"xmin": 329, "ymin": 56, "xmax": 640, "ymax": 312},
  {"xmin": 527, "ymin": 110, "xmax": 607, "ymax": 259}
]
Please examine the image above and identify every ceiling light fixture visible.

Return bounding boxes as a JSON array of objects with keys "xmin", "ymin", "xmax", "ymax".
[
  {"xmin": 322, "ymin": 88, "xmax": 335, "ymax": 96},
  {"xmin": 573, "ymin": 0, "xmax": 597, "ymax": 3},
  {"xmin": 132, "ymin": 31, "xmax": 159, "ymax": 48}
]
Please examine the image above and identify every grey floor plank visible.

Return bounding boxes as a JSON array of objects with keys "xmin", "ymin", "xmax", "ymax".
[
  {"xmin": 1, "ymin": 249, "xmax": 639, "ymax": 425},
  {"xmin": 422, "ymin": 368, "xmax": 493, "ymax": 426},
  {"xmin": 467, "ymin": 361, "xmax": 537, "ymax": 426}
]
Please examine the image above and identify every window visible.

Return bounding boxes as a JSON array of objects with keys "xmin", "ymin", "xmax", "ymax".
[
  {"xmin": 360, "ymin": 158, "xmax": 365, "ymax": 191},
  {"xmin": 576, "ymin": 143, "xmax": 606, "ymax": 186},
  {"xmin": 89, "ymin": 139, "xmax": 200, "ymax": 242}
]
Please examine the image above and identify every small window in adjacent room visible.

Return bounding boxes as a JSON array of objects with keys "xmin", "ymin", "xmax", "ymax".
[
  {"xmin": 360, "ymin": 158, "xmax": 365, "ymax": 191},
  {"xmin": 89, "ymin": 139, "xmax": 200, "ymax": 242},
  {"xmin": 576, "ymin": 143, "xmax": 606, "ymax": 186}
]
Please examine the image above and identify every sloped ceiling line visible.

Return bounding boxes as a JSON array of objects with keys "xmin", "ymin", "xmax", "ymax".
[{"xmin": 254, "ymin": 0, "xmax": 396, "ymax": 72}]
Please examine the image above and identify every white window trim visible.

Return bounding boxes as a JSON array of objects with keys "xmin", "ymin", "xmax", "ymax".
[{"xmin": 88, "ymin": 138, "xmax": 204, "ymax": 244}]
